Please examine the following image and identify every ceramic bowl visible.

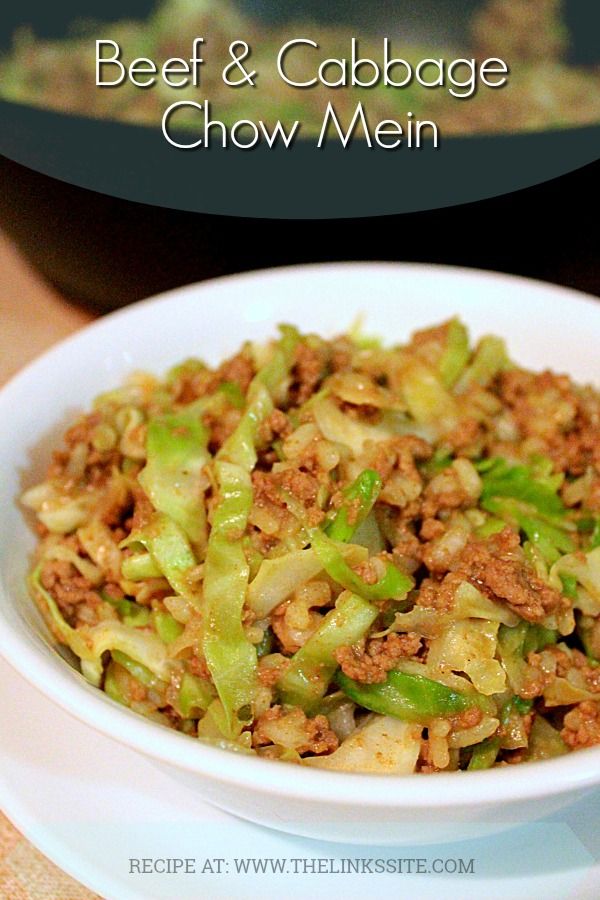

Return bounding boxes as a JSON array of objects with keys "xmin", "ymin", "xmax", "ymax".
[{"xmin": 1, "ymin": 263, "xmax": 599, "ymax": 845}]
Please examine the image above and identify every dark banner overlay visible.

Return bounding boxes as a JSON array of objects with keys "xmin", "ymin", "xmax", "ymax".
[{"xmin": 1, "ymin": 100, "xmax": 598, "ymax": 219}]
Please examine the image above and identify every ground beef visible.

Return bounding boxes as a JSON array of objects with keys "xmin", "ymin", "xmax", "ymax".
[
  {"xmin": 528, "ymin": 645, "xmax": 600, "ymax": 693},
  {"xmin": 561, "ymin": 701, "xmax": 600, "ymax": 749},
  {"xmin": 372, "ymin": 436, "xmax": 432, "ymax": 484},
  {"xmin": 40, "ymin": 558, "xmax": 100, "ymax": 627},
  {"xmin": 258, "ymin": 409, "xmax": 291, "ymax": 446},
  {"xmin": 391, "ymin": 525, "xmax": 422, "ymax": 574},
  {"xmin": 351, "ymin": 559, "xmax": 380, "ymax": 586},
  {"xmin": 443, "ymin": 417, "xmax": 483, "ymax": 454},
  {"xmin": 416, "ymin": 573, "xmax": 463, "ymax": 612},
  {"xmin": 47, "ymin": 411, "xmax": 124, "ymax": 489},
  {"xmin": 515, "ymin": 664, "xmax": 550, "ymax": 701},
  {"xmin": 130, "ymin": 484, "xmax": 155, "ymax": 533},
  {"xmin": 335, "ymin": 632, "xmax": 422, "ymax": 684},
  {"xmin": 97, "ymin": 478, "xmax": 132, "ymax": 529},
  {"xmin": 203, "ymin": 407, "xmax": 242, "ymax": 453},
  {"xmin": 64, "ymin": 413, "xmax": 103, "ymax": 448},
  {"xmin": 498, "ymin": 369, "xmax": 600, "ymax": 476},
  {"xmin": 329, "ymin": 337, "xmax": 353, "ymax": 373},
  {"xmin": 87, "ymin": 449, "xmax": 124, "ymax": 488},
  {"xmin": 421, "ymin": 460, "xmax": 479, "ymax": 519},
  {"xmin": 257, "ymin": 656, "xmax": 290, "ymax": 687},
  {"xmin": 291, "ymin": 342, "xmax": 327, "ymax": 406},
  {"xmin": 172, "ymin": 351, "xmax": 255, "ymax": 405},
  {"xmin": 409, "ymin": 321, "xmax": 450, "ymax": 351},
  {"xmin": 586, "ymin": 478, "xmax": 600, "ymax": 512},
  {"xmin": 420, "ymin": 517, "xmax": 446, "ymax": 541},
  {"xmin": 251, "ymin": 466, "xmax": 325, "ymax": 529},
  {"xmin": 252, "ymin": 706, "xmax": 338, "ymax": 755},
  {"xmin": 102, "ymin": 581, "xmax": 124, "ymax": 602},
  {"xmin": 279, "ymin": 468, "xmax": 320, "ymax": 506},
  {"xmin": 449, "ymin": 527, "xmax": 566, "ymax": 622},
  {"xmin": 252, "ymin": 470, "xmax": 284, "ymax": 508},
  {"xmin": 338, "ymin": 401, "xmax": 382, "ymax": 424},
  {"xmin": 252, "ymin": 468, "xmax": 320, "ymax": 509},
  {"xmin": 451, "ymin": 706, "xmax": 484, "ymax": 730},
  {"xmin": 218, "ymin": 351, "xmax": 255, "ymax": 394}
]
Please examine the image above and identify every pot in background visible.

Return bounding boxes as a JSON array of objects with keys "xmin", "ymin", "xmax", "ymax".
[{"xmin": 0, "ymin": 0, "xmax": 598, "ymax": 310}]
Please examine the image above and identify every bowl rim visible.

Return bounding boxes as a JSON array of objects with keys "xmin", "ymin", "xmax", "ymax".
[{"xmin": 1, "ymin": 260, "xmax": 600, "ymax": 810}]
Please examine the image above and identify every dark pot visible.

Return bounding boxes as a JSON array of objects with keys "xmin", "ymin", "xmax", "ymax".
[
  {"xmin": 0, "ymin": 1, "xmax": 598, "ymax": 311},
  {"xmin": 1, "ymin": 152, "xmax": 598, "ymax": 312}
]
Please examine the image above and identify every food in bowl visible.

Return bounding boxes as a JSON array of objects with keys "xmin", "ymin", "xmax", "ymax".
[
  {"xmin": 1, "ymin": 0, "xmax": 599, "ymax": 136},
  {"xmin": 22, "ymin": 316, "xmax": 600, "ymax": 774}
]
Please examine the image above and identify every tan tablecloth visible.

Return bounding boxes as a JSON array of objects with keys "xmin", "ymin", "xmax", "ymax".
[{"xmin": 0, "ymin": 231, "xmax": 100, "ymax": 899}]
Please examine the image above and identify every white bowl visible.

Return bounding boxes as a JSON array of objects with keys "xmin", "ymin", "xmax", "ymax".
[{"xmin": 1, "ymin": 263, "xmax": 599, "ymax": 846}]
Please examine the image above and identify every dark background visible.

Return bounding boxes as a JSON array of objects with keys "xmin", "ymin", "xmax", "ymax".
[{"xmin": 1, "ymin": 153, "xmax": 597, "ymax": 313}]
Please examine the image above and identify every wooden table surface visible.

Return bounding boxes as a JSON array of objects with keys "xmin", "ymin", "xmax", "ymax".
[{"xmin": 0, "ymin": 231, "xmax": 100, "ymax": 899}]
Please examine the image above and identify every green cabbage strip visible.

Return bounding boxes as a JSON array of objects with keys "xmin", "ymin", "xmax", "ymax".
[
  {"xmin": 458, "ymin": 335, "xmax": 508, "ymax": 389},
  {"xmin": 247, "ymin": 543, "xmax": 368, "ymax": 619},
  {"xmin": 336, "ymin": 669, "xmax": 492, "ymax": 724},
  {"xmin": 499, "ymin": 621, "xmax": 558, "ymax": 660},
  {"xmin": 467, "ymin": 736, "xmax": 501, "ymax": 770},
  {"xmin": 104, "ymin": 662, "xmax": 128, "ymax": 706},
  {"xmin": 121, "ymin": 552, "xmax": 162, "ymax": 581},
  {"xmin": 219, "ymin": 382, "xmax": 272, "ymax": 471},
  {"xmin": 559, "ymin": 573, "xmax": 578, "ymax": 601},
  {"xmin": 525, "ymin": 715, "xmax": 568, "ymax": 761},
  {"xmin": 277, "ymin": 592, "xmax": 379, "ymax": 712},
  {"xmin": 152, "ymin": 610, "xmax": 184, "ymax": 644},
  {"xmin": 479, "ymin": 457, "xmax": 576, "ymax": 562},
  {"xmin": 178, "ymin": 672, "xmax": 216, "ymax": 717},
  {"xmin": 518, "ymin": 516, "xmax": 576, "ymax": 565},
  {"xmin": 121, "ymin": 513, "xmax": 200, "ymax": 604},
  {"xmin": 102, "ymin": 594, "xmax": 150, "ymax": 628},
  {"xmin": 439, "ymin": 318, "xmax": 470, "ymax": 389},
  {"xmin": 201, "ymin": 327, "xmax": 300, "ymax": 728},
  {"xmin": 311, "ymin": 530, "xmax": 412, "ymax": 602},
  {"xmin": 497, "ymin": 621, "xmax": 558, "ymax": 694},
  {"xmin": 218, "ymin": 380, "xmax": 246, "ymax": 409},
  {"xmin": 348, "ymin": 317, "xmax": 382, "ymax": 350},
  {"xmin": 138, "ymin": 411, "xmax": 209, "ymax": 551},
  {"xmin": 217, "ymin": 326, "xmax": 299, "ymax": 471},
  {"xmin": 325, "ymin": 469, "xmax": 382, "ymax": 542},
  {"xmin": 312, "ymin": 397, "xmax": 393, "ymax": 456},
  {"xmin": 467, "ymin": 695, "xmax": 533, "ymax": 771},
  {"xmin": 577, "ymin": 615, "xmax": 600, "ymax": 661},
  {"xmin": 111, "ymin": 649, "xmax": 168, "ymax": 691},
  {"xmin": 573, "ymin": 516, "xmax": 600, "ymax": 550},
  {"xmin": 30, "ymin": 565, "xmax": 99, "ymax": 674},
  {"xmin": 397, "ymin": 359, "xmax": 458, "ymax": 428},
  {"xmin": 196, "ymin": 698, "xmax": 253, "ymax": 750},
  {"xmin": 79, "ymin": 621, "xmax": 171, "ymax": 681},
  {"xmin": 30, "ymin": 565, "xmax": 171, "ymax": 687},
  {"xmin": 480, "ymin": 457, "xmax": 566, "ymax": 520},
  {"xmin": 254, "ymin": 324, "xmax": 300, "ymax": 396},
  {"xmin": 550, "ymin": 547, "xmax": 600, "ymax": 612},
  {"xmin": 202, "ymin": 460, "xmax": 256, "ymax": 728}
]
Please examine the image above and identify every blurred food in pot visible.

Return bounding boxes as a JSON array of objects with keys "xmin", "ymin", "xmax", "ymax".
[{"xmin": 0, "ymin": 0, "xmax": 598, "ymax": 135}]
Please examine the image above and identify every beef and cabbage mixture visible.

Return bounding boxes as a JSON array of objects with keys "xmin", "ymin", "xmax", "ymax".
[{"xmin": 23, "ymin": 318, "xmax": 600, "ymax": 773}]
